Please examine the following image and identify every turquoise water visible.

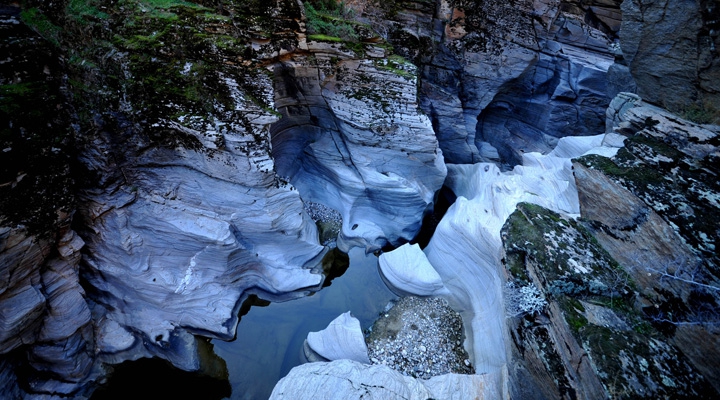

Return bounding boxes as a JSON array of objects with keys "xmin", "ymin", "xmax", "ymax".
[{"xmin": 212, "ymin": 247, "xmax": 397, "ymax": 399}]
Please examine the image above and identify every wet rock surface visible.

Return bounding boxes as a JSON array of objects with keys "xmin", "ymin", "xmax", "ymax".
[{"xmin": 365, "ymin": 296, "xmax": 473, "ymax": 380}]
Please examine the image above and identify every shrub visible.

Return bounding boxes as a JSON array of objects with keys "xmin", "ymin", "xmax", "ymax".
[
  {"xmin": 304, "ymin": 1, "xmax": 359, "ymax": 42},
  {"xmin": 506, "ymin": 282, "xmax": 547, "ymax": 317}
]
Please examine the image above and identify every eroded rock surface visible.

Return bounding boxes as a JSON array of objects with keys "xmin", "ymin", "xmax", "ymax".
[
  {"xmin": 271, "ymin": 41, "xmax": 446, "ymax": 252},
  {"xmin": 269, "ymin": 359, "xmax": 505, "ymax": 400},
  {"xmin": 363, "ymin": 0, "xmax": 619, "ymax": 166},
  {"xmin": 424, "ymin": 134, "xmax": 623, "ymax": 381}
]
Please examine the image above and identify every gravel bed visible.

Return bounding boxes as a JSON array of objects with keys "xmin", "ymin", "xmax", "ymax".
[{"xmin": 365, "ymin": 296, "xmax": 474, "ymax": 379}]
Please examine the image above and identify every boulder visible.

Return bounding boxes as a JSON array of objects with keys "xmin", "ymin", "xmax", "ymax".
[
  {"xmin": 305, "ymin": 312, "xmax": 370, "ymax": 364},
  {"xmin": 378, "ymin": 243, "xmax": 447, "ymax": 296}
]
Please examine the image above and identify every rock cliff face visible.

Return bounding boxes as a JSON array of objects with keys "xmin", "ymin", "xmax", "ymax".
[
  {"xmin": 0, "ymin": 6, "xmax": 96, "ymax": 395},
  {"xmin": 64, "ymin": 0, "xmax": 336, "ymax": 388},
  {"xmin": 362, "ymin": 0, "xmax": 621, "ymax": 166},
  {"xmin": 1, "ymin": 0, "xmax": 445, "ymax": 396},
  {"xmin": 620, "ymin": 0, "xmax": 720, "ymax": 111},
  {"xmin": 492, "ymin": 95, "xmax": 720, "ymax": 399}
]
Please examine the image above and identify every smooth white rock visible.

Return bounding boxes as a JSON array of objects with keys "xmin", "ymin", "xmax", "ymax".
[
  {"xmin": 270, "ymin": 359, "xmax": 506, "ymax": 400},
  {"xmin": 306, "ymin": 312, "xmax": 370, "ymax": 364},
  {"xmin": 378, "ymin": 243, "xmax": 448, "ymax": 296}
]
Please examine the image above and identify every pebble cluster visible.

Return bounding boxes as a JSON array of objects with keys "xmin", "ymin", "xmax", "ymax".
[
  {"xmin": 303, "ymin": 201, "xmax": 342, "ymax": 223},
  {"xmin": 304, "ymin": 201, "xmax": 342, "ymax": 246},
  {"xmin": 365, "ymin": 296, "xmax": 474, "ymax": 379}
]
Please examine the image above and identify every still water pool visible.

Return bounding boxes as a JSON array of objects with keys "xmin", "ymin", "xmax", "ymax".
[
  {"xmin": 92, "ymin": 247, "xmax": 397, "ymax": 400},
  {"xmin": 213, "ymin": 247, "xmax": 397, "ymax": 399}
]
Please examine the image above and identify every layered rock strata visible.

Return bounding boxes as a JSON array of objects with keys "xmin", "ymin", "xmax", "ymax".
[
  {"xmin": 364, "ymin": 0, "xmax": 620, "ymax": 165},
  {"xmin": 575, "ymin": 94, "xmax": 720, "ymax": 393},
  {"xmin": 0, "ymin": 6, "xmax": 96, "ymax": 395},
  {"xmin": 501, "ymin": 202, "xmax": 715, "ymax": 399}
]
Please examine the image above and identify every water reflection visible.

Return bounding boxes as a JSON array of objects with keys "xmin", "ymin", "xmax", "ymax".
[
  {"xmin": 91, "ymin": 355, "xmax": 231, "ymax": 399},
  {"xmin": 212, "ymin": 247, "xmax": 397, "ymax": 400}
]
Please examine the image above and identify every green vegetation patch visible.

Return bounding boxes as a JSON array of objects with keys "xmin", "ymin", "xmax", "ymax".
[
  {"xmin": 307, "ymin": 34, "xmax": 344, "ymax": 42},
  {"xmin": 502, "ymin": 203, "xmax": 630, "ymax": 303},
  {"xmin": 582, "ymin": 325, "xmax": 713, "ymax": 399},
  {"xmin": 304, "ymin": 1, "xmax": 361, "ymax": 42},
  {"xmin": 676, "ymin": 101, "xmax": 720, "ymax": 125},
  {"xmin": 66, "ymin": 0, "xmax": 109, "ymax": 23},
  {"xmin": 20, "ymin": 8, "xmax": 62, "ymax": 46},
  {"xmin": 0, "ymin": 23, "xmax": 74, "ymax": 235}
]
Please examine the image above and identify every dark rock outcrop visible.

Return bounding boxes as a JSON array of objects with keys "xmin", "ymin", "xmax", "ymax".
[
  {"xmin": 575, "ymin": 95, "xmax": 720, "ymax": 393},
  {"xmin": 502, "ymin": 203, "xmax": 716, "ymax": 399},
  {"xmin": 363, "ymin": 0, "xmax": 619, "ymax": 167},
  {"xmin": 620, "ymin": 0, "xmax": 720, "ymax": 111}
]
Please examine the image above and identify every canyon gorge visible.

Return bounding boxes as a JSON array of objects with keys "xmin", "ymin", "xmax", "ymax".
[{"xmin": 1, "ymin": 0, "xmax": 719, "ymax": 398}]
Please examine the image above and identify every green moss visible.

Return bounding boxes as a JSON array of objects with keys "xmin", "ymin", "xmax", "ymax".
[
  {"xmin": 373, "ymin": 54, "xmax": 415, "ymax": 79},
  {"xmin": 142, "ymin": 0, "xmax": 199, "ymax": 7},
  {"xmin": 66, "ymin": 0, "xmax": 109, "ymax": 23},
  {"xmin": 307, "ymin": 34, "xmax": 344, "ymax": 42},
  {"xmin": 20, "ymin": 8, "xmax": 61, "ymax": 46},
  {"xmin": 560, "ymin": 297, "xmax": 588, "ymax": 332},
  {"xmin": 0, "ymin": 83, "xmax": 49, "ymax": 117},
  {"xmin": 676, "ymin": 101, "xmax": 720, "ymax": 125},
  {"xmin": 576, "ymin": 151, "xmax": 665, "ymax": 187},
  {"xmin": 304, "ymin": 2, "xmax": 360, "ymax": 41}
]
